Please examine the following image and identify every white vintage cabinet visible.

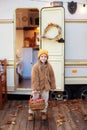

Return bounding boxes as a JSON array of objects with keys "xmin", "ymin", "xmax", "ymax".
[{"xmin": 41, "ymin": 7, "xmax": 64, "ymax": 91}]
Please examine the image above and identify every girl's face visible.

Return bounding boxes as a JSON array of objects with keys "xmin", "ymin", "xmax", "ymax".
[{"xmin": 39, "ymin": 54, "xmax": 48, "ymax": 63}]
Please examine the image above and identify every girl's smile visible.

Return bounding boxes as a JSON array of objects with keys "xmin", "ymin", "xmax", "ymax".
[{"xmin": 39, "ymin": 54, "xmax": 48, "ymax": 63}]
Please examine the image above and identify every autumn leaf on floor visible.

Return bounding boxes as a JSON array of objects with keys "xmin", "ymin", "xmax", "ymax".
[
  {"xmin": 71, "ymin": 106, "xmax": 80, "ymax": 111},
  {"xmin": 58, "ymin": 113, "xmax": 64, "ymax": 119},
  {"xmin": 16, "ymin": 104, "xmax": 23, "ymax": 108},
  {"xmin": 71, "ymin": 99, "xmax": 78, "ymax": 104},
  {"xmin": 48, "ymin": 100, "xmax": 58, "ymax": 107},
  {"xmin": 83, "ymin": 114, "xmax": 87, "ymax": 121},
  {"xmin": 6, "ymin": 120, "xmax": 16, "ymax": 125},
  {"xmin": 57, "ymin": 113, "xmax": 65, "ymax": 126},
  {"xmin": 12, "ymin": 121, "xmax": 16, "ymax": 125},
  {"xmin": 9, "ymin": 114, "xmax": 17, "ymax": 117},
  {"xmin": 6, "ymin": 120, "xmax": 12, "ymax": 124},
  {"xmin": 57, "ymin": 119, "xmax": 63, "ymax": 126}
]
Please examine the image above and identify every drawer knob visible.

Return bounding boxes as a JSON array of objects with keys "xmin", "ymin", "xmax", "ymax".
[{"xmin": 72, "ymin": 69, "xmax": 78, "ymax": 73}]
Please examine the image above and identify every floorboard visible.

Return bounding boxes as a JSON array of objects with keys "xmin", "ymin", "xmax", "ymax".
[{"xmin": 0, "ymin": 99, "xmax": 87, "ymax": 130}]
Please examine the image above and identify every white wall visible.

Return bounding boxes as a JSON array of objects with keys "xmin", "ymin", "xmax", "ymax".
[
  {"xmin": 0, "ymin": 0, "xmax": 87, "ymax": 20},
  {"xmin": 0, "ymin": 0, "xmax": 87, "ymax": 91},
  {"xmin": 0, "ymin": 23, "xmax": 14, "ymax": 60},
  {"xmin": 65, "ymin": 22, "xmax": 87, "ymax": 61},
  {"xmin": 0, "ymin": 0, "xmax": 49, "ymax": 19}
]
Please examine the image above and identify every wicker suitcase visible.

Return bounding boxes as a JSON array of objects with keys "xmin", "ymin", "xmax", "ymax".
[{"xmin": 29, "ymin": 98, "xmax": 45, "ymax": 111}]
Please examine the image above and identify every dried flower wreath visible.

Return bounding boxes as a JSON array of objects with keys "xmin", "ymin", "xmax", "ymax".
[{"xmin": 42, "ymin": 23, "xmax": 62, "ymax": 40}]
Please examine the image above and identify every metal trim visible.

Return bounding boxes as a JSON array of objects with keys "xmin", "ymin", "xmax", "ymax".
[{"xmin": 0, "ymin": 19, "xmax": 14, "ymax": 23}]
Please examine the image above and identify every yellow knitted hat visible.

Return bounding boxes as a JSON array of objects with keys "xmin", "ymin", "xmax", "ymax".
[{"xmin": 38, "ymin": 49, "xmax": 48, "ymax": 59}]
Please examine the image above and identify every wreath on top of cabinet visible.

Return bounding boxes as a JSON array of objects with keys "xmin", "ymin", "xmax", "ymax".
[
  {"xmin": 42, "ymin": 23, "xmax": 63, "ymax": 41},
  {"xmin": 22, "ymin": 16, "xmax": 28, "ymax": 22}
]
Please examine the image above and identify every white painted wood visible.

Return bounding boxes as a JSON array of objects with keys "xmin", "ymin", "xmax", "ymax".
[
  {"xmin": 65, "ymin": 78, "xmax": 87, "ymax": 85},
  {"xmin": 65, "ymin": 22, "xmax": 87, "ymax": 61},
  {"xmin": 65, "ymin": 66, "xmax": 87, "ymax": 77},
  {"xmin": 0, "ymin": 23, "xmax": 15, "ymax": 91},
  {"xmin": 0, "ymin": 1, "xmax": 87, "ymax": 95},
  {"xmin": 41, "ymin": 7, "xmax": 64, "ymax": 91},
  {"xmin": 7, "ymin": 66, "xmax": 15, "ymax": 91},
  {"xmin": 49, "ymin": 59, "xmax": 64, "ymax": 91},
  {"xmin": 0, "ymin": 23, "xmax": 14, "ymax": 60}
]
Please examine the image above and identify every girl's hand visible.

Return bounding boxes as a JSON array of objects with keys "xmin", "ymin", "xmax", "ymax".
[
  {"xmin": 32, "ymin": 90, "xmax": 38, "ymax": 94},
  {"xmin": 50, "ymin": 89, "xmax": 56, "ymax": 91},
  {"xmin": 32, "ymin": 90, "xmax": 40, "ymax": 94}
]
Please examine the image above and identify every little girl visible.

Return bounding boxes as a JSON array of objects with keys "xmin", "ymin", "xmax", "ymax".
[{"xmin": 28, "ymin": 49, "xmax": 56, "ymax": 121}]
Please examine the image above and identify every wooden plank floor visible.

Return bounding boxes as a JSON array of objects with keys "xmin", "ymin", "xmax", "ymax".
[{"xmin": 0, "ymin": 99, "xmax": 87, "ymax": 130}]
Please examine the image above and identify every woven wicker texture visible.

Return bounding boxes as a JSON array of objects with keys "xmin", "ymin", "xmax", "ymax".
[{"xmin": 29, "ymin": 98, "xmax": 45, "ymax": 111}]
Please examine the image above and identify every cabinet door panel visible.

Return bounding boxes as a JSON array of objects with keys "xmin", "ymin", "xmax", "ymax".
[
  {"xmin": 49, "ymin": 59, "xmax": 64, "ymax": 91},
  {"xmin": 41, "ymin": 7, "xmax": 64, "ymax": 91}
]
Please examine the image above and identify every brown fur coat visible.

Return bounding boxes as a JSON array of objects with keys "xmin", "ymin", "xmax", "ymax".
[{"xmin": 31, "ymin": 60, "xmax": 56, "ymax": 91}]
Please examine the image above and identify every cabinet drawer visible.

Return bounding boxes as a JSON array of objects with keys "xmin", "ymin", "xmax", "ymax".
[{"xmin": 65, "ymin": 66, "xmax": 87, "ymax": 77}]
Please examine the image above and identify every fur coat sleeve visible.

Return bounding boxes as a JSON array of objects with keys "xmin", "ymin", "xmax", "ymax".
[
  {"xmin": 31, "ymin": 63, "xmax": 40, "ymax": 91},
  {"xmin": 49, "ymin": 64, "xmax": 56, "ymax": 90}
]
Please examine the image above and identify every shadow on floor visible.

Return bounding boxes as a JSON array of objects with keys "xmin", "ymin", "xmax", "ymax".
[{"xmin": 7, "ymin": 94, "xmax": 30, "ymax": 100}]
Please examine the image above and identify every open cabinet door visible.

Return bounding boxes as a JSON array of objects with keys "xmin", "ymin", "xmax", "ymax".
[{"xmin": 40, "ymin": 7, "xmax": 64, "ymax": 91}]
